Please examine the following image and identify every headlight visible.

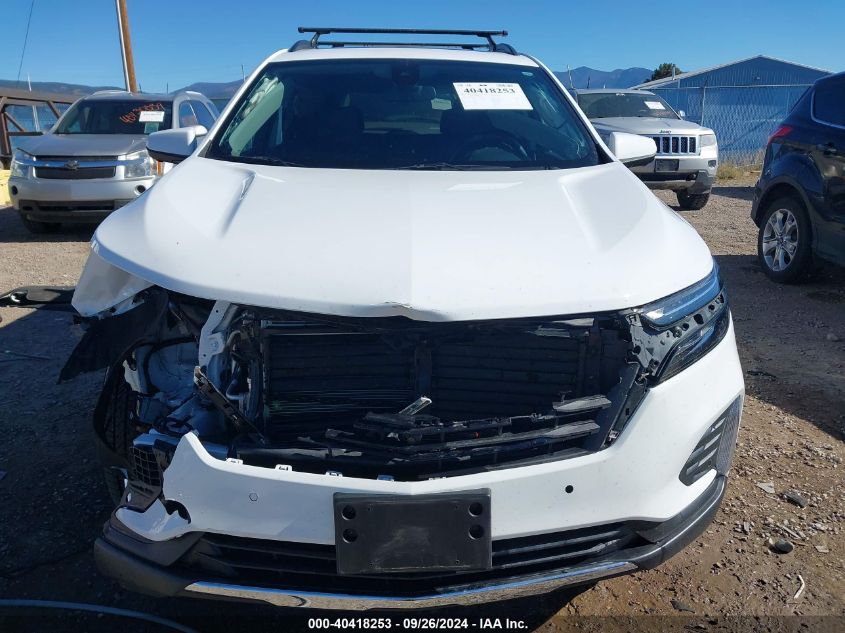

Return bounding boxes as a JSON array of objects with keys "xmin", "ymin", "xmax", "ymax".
[
  {"xmin": 122, "ymin": 150, "xmax": 155, "ymax": 178},
  {"xmin": 10, "ymin": 148, "xmax": 32, "ymax": 179},
  {"xmin": 699, "ymin": 134, "xmax": 717, "ymax": 147},
  {"xmin": 632, "ymin": 261, "xmax": 729, "ymax": 382}
]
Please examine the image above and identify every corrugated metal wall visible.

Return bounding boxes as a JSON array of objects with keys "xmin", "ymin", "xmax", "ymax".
[
  {"xmin": 640, "ymin": 57, "xmax": 829, "ymax": 165},
  {"xmin": 646, "ymin": 56, "xmax": 828, "ymax": 88},
  {"xmin": 652, "ymin": 84, "xmax": 812, "ymax": 164}
]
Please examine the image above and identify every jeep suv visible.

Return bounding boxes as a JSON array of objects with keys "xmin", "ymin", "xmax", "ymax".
[
  {"xmin": 575, "ymin": 89, "xmax": 719, "ymax": 210},
  {"xmin": 42, "ymin": 28, "xmax": 742, "ymax": 609},
  {"xmin": 751, "ymin": 71, "xmax": 845, "ymax": 282},
  {"xmin": 8, "ymin": 90, "xmax": 218, "ymax": 233}
]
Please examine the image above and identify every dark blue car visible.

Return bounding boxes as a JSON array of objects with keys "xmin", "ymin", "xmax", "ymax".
[{"xmin": 752, "ymin": 71, "xmax": 845, "ymax": 282}]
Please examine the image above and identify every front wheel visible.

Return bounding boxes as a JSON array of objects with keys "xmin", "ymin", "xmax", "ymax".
[
  {"xmin": 757, "ymin": 196, "xmax": 813, "ymax": 283},
  {"xmin": 676, "ymin": 190, "xmax": 710, "ymax": 210}
]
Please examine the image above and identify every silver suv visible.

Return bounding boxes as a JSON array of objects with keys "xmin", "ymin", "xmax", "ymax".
[
  {"xmin": 8, "ymin": 90, "xmax": 218, "ymax": 233},
  {"xmin": 575, "ymin": 89, "xmax": 718, "ymax": 210}
]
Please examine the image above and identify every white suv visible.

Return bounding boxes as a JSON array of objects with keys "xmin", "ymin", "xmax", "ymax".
[{"xmin": 63, "ymin": 28, "xmax": 743, "ymax": 609}]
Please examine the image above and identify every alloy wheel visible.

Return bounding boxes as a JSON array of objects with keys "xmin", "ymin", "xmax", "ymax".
[{"xmin": 762, "ymin": 208, "xmax": 799, "ymax": 272}]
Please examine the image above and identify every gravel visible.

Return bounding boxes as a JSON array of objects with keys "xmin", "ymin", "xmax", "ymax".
[{"xmin": 2, "ymin": 182, "xmax": 844, "ymax": 629}]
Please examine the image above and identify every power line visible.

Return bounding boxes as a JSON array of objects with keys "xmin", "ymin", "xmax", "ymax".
[{"xmin": 16, "ymin": 0, "xmax": 36, "ymax": 85}]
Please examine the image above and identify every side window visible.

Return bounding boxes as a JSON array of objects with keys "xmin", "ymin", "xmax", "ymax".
[
  {"xmin": 190, "ymin": 100, "xmax": 216, "ymax": 129},
  {"xmin": 813, "ymin": 79, "xmax": 845, "ymax": 127},
  {"xmin": 178, "ymin": 101, "xmax": 198, "ymax": 128}
]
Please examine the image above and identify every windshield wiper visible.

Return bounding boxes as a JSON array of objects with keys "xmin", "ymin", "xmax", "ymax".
[
  {"xmin": 396, "ymin": 162, "xmax": 513, "ymax": 171},
  {"xmin": 226, "ymin": 155, "xmax": 308, "ymax": 167}
]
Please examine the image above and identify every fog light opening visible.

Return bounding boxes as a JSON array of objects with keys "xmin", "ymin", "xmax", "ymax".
[{"xmin": 10, "ymin": 186, "xmax": 18, "ymax": 196}]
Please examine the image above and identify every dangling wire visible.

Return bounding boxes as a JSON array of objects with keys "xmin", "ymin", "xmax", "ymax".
[{"xmin": 16, "ymin": 0, "xmax": 36, "ymax": 85}]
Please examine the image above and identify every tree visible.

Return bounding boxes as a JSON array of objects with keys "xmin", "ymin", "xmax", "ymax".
[{"xmin": 650, "ymin": 63, "xmax": 683, "ymax": 82}]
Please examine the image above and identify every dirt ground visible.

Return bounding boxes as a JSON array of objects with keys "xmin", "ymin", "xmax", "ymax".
[{"xmin": 0, "ymin": 182, "xmax": 843, "ymax": 633}]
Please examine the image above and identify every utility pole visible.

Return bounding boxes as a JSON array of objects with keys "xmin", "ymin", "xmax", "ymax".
[{"xmin": 115, "ymin": 0, "xmax": 138, "ymax": 92}]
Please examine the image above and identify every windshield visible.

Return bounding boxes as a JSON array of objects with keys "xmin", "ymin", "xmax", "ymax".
[
  {"xmin": 577, "ymin": 92, "xmax": 679, "ymax": 120},
  {"xmin": 206, "ymin": 59, "xmax": 601, "ymax": 170},
  {"xmin": 54, "ymin": 99, "xmax": 173, "ymax": 135}
]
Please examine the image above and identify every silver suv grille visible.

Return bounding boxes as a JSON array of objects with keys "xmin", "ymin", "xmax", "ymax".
[{"xmin": 651, "ymin": 135, "xmax": 697, "ymax": 155}]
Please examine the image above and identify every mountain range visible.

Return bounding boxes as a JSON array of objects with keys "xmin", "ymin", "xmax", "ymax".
[
  {"xmin": 1, "ymin": 66, "xmax": 653, "ymax": 100},
  {"xmin": 553, "ymin": 66, "xmax": 652, "ymax": 90}
]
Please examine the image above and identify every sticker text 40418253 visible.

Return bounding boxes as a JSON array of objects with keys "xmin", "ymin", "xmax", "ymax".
[{"xmin": 452, "ymin": 82, "xmax": 533, "ymax": 111}]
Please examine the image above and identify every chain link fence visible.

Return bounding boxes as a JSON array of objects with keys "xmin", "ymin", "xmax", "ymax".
[{"xmin": 647, "ymin": 84, "xmax": 812, "ymax": 166}]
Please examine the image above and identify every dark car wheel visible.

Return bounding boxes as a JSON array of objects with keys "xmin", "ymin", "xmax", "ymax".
[
  {"xmin": 19, "ymin": 214, "xmax": 61, "ymax": 234},
  {"xmin": 676, "ymin": 190, "xmax": 710, "ymax": 210},
  {"xmin": 94, "ymin": 363, "xmax": 142, "ymax": 505},
  {"xmin": 757, "ymin": 196, "xmax": 814, "ymax": 283}
]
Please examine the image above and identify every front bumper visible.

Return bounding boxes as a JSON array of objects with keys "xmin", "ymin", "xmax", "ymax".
[
  {"xmin": 9, "ymin": 175, "xmax": 155, "ymax": 222},
  {"xmin": 95, "ymin": 475, "xmax": 726, "ymax": 609},
  {"xmin": 631, "ymin": 153, "xmax": 718, "ymax": 194},
  {"xmin": 95, "ymin": 322, "xmax": 743, "ymax": 608}
]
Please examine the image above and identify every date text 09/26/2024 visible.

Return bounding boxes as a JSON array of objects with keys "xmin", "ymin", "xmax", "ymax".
[{"xmin": 307, "ymin": 617, "xmax": 528, "ymax": 630}]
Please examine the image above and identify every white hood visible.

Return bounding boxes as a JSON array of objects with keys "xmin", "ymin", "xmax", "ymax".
[{"xmin": 81, "ymin": 157, "xmax": 713, "ymax": 320}]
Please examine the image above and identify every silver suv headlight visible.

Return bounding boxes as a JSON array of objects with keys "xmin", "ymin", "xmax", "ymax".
[
  {"xmin": 10, "ymin": 148, "xmax": 32, "ymax": 179},
  {"xmin": 699, "ymin": 133, "xmax": 717, "ymax": 147},
  {"xmin": 632, "ymin": 261, "xmax": 729, "ymax": 382},
  {"xmin": 123, "ymin": 150, "xmax": 155, "ymax": 178}
]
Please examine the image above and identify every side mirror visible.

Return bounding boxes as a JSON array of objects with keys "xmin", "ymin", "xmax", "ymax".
[
  {"xmin": 678, "ymin": 110, "xmax": 686, "ymax": 119},
  {"xmin": 606, "ymin": 132, "xmax": 656, "ymax": 168},
  {"xmin": 147, "ymin": 125, "xmax": 208, "ymax": 164}
]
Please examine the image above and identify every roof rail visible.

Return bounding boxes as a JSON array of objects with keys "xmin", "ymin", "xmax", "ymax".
[
  {"xmin": 291, "ymin": 27, "xmax": 516, "ymax": 54},
  {"xmin": 92, "ymin": 89, "xmax": 130, "ymax": 95}
]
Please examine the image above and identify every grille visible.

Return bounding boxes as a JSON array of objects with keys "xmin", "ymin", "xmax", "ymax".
[
  {"xmin": 18, "ymin": 200, "xmax": 125, "ymax": 213},
  {"xmin": 36, "ymin": 166, "xmax": 116, "ymax": 179},
  {"xmin": 652, "ymin": 135, "xmax": 697, "ymax": 155},
  {"xmin": 180, "ymin": 523, "xmax": 645, "ymax": 596},
  {"xmin": 130, "ymin": 445, "xmax": 162, "ymax": 487},
  {"xmin": 247, "ymin": 317, "xmax": 632, "ymax": 479}
]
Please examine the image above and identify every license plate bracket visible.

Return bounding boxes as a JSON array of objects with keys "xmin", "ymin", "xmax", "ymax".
[
  {"xmin": 334, "ymin": 490, "xmax": 492, "ymax": 575},
  {"xmin": 655, "ymin": 159, "xmax": 680, "ymax": 172}
]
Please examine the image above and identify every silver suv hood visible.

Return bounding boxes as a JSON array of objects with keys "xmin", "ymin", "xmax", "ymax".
[
  {"xmin": 590, "ymin": 118, "xmax": 708, "ymax": 135},
  {"xmin": 18, "ymin": 133, "xmax": 148, "ymax": 158}
]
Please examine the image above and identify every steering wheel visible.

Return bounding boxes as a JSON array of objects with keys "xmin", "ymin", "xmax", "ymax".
[{"xmin": 450, "ymin": 132, "xmax": 530, "ymax": 163}]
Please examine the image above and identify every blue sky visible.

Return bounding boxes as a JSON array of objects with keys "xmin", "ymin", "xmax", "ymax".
[{"xmin": 3, "ymin": 0, "xmax": 842, "ymax": 93}]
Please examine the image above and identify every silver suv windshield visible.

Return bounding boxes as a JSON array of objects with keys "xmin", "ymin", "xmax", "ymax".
[
  {"xmin": 53, "ymin": 99, "xmax": 173, "ymax": 135},
  {"xmin": 206, "ymin": 59, "xmax": 602, "ymax": 170},
  {"xmin": 578, "ymin": 92, "xmax": 679, "ymax": 120}
]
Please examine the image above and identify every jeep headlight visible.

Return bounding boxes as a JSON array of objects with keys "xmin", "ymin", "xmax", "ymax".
[
  {"xmin": 699, "ymin": 134, "xmax": 717, "ymax": 147},
  {"xmin": 123, "ymin": 150, "xmax": 155, "ymax": 178},
  {"xmin": 10, "ymin": 148, "xmax": 32, "ymax": 179},
  {"xmin": 634, "ymin": 261, "xmax": 729, "ymax": 382}
]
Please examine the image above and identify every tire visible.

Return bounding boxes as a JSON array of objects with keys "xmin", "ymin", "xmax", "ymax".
[
  {"xmin": 676, "ymin": 190, "xmax": 710, "ymax": 210},
  {"xmin": 94, "ymin": 364, "xmax": 141, "ymax": 505},
  {"xmin": 19, "ymin": 214, "xmax": 61, "ymax": 234},
  {"xmin": 757, "ymin": 196, "xmax": 814, "ymax": 283}
]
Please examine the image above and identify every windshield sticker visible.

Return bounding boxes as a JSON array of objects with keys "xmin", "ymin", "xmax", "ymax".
[
  {"xmin": 143, "ymin": 122, "xmax": 161, "ymax": 134},
  {"xmin": 644, "ymin": 101, "xmax": 666, "ymax": 110},
  {"xmin": 139, "ymin": 110, "xmax": 165, "ymax": 123},
  {"xmin": 120, "ymin": 102, "xmax": 166, "ymax": 124},
  {"xmin": 431, "ymin": 97, "xmax": 452, "ymax": 111},
  {"xmin": 453, "ymin": 83, "xmax": 532, "ymax": 110}
]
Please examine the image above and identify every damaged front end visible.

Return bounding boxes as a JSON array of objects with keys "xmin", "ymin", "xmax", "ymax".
[
  {"xmin": 62, "ymin": 261, "xmax": 729, "ymax": 510},
  {"xmin": 4, "ymin": 256, "xmax": 739, "ymax": 605}
]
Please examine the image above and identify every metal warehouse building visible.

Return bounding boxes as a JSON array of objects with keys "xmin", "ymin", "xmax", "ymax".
[{"xmin": 634, "ymin": 55, "xmax": 831, "ymax": 164}]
